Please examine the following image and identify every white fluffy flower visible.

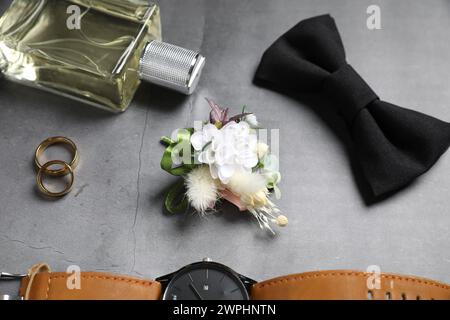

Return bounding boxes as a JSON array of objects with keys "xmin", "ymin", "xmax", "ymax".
[
  {"xmin": 185, "ymin": 166, "xmax": 219, "ymax": 214},
  {"xmin": 191, "ymin": 121, "xmax": 259, "ymax": 183},
  {"xmin": 226, "ymin": 171, "xmax": 286, "ymax": 233},
  {"xmin": 227, "ymin": 171, "xmax": 267, "ymax": 197}
]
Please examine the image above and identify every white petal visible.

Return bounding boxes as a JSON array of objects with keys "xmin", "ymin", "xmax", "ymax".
[
  {"xmin": 215, "ymin": 145, "xmax": 234, "ymax": 166},
  {"xmin": 247, "ymin": 134, "xmax": 258, "ymax": 148},
  {"xmin": 197, "ymin": 152, "xmax": 207, "ymax": 164},
  {"xmin": 191, "ymin": 131, "xmax": 205, "ymax": 151},
  {"xmin": 242, "ymin": 154, "xmax": 259, "ymax": 168},
  {"xmin": 209, "ymin": 165, "xmax": 219, "ymax": 179},
  {"xmin": 237, "ymin": 121, "xmax": 250, "ymax": 132},
  {"xmin": 211, "ymin": 132, "xmax": 223, "ymax": 151},
  {"xmin": 198, "ymin": 148, "xmax": 215, "ymax": 164},
  {"xmin": 244, "ymin": 114, "xmax": 258, "ymax": 128},
  {"xmin": 218, "ymin": 164, "xmax": 236, "ymax": 183},
  {"xmin": 203, "ymin": 124, "xmax": 219, "ymax": 141},
  {"xmin": 222, "ymin": 121, "xmax": 238, "ymax": 130}
]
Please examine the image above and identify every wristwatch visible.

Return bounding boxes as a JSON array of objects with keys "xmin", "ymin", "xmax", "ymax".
[
  {"xmin": 156, "ymin": 258, "xmax": 256, "ymax": 300},
  {"xmin": 2, "ymin": 259, "xmax": 449, "ymax": 300}
]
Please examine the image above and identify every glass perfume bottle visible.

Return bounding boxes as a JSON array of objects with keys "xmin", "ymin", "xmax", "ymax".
[{"xmin": 0, "ymin": 0, "xmax": 205, "ymax": 112}]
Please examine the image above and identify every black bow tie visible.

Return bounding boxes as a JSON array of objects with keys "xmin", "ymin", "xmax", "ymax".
[{"xmin": 255, "ymin": 14, "xmax": 450, "ymax": 199}]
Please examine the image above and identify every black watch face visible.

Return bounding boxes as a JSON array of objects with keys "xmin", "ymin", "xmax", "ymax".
[{"xmin": 162, "ymin": 262, "xmax": 249, "ymax": 300}]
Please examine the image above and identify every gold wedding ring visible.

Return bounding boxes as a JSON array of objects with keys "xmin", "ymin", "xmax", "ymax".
[
  {"xmin": 35, "ymin": 136, "xmax": 79, "ymax": 176},
  {"xmin": 34, "ymin": 137, "xmax": 79, "ymax": 198},
  {"xmin": 36, "ymin": 160, "xmax": 75, "ymax": 197}
]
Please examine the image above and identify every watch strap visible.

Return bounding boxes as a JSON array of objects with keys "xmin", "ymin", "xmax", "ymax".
[
  {"xmin": 20, "ymin": 263, "xmax": 161, "ymax": 300},
  {"xmin": 19, "ymin": 265, "xmax": 450, "ymax": 300},
  {"xmin": 251, "ymin": 270, "xmax": 450, "ymax": 300}
]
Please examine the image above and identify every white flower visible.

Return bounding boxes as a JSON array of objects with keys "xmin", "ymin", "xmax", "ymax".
[
  {"xmin": 244, "ymin": 114, "xmax": 259, "ymax": 128},
  {"xmin": 227, "ymin": 171, "xmax": 267, "ymax": 198},
  {"xmin": 185, "ymin": 165, "xmax": 219, "ymax": 214},
  {"xmin": 191, "ymin": 124, "xmax": 220, "ymax": 152},
  {"xmin": 190, "ymin": 121, "xmax": 259, "ymax": 183},
  {"xmin": 226, "ymin": 170, "xmax": 285, "ymax": 233},
  {"xmin": 257, "ymin": 142, "xmax": 269, "ymax": 159}
]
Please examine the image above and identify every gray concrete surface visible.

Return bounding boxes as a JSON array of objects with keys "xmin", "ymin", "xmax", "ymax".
[{"xmin": 1, "ymin": 0, "xmax": 449, "ymax": 295}]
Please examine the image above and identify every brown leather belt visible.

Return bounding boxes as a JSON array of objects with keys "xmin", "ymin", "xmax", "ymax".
[{"xmin": 16, "ymin": 264, "xmax": 450, "ymax": 300}]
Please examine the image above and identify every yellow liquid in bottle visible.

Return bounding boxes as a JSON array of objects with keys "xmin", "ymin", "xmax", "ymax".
[{"xmin": 0, "ymin": 0, "xmax": 162, "ymax": 112}]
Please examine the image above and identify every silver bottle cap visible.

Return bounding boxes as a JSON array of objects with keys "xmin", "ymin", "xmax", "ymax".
[{"xmin": 139, "ymin": 40, "xmax": 205, "ymax": 95}]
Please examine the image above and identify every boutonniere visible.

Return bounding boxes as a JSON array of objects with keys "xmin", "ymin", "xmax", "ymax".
[{"xmin": 160, "ymin": 98, "xmax": 287, "ymax": 233}]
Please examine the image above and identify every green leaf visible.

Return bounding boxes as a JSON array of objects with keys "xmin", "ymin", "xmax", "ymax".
[{"xmin": 164, "ymin": 179, "xmax": 189, "ymax": 214}]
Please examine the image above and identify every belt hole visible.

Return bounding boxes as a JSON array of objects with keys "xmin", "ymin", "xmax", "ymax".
[
  {"xmin": 401, "ymin": 293, "xmax": 407, "ymax": 300},
  {"xmin": 385, "ymin": 292, "xmax": 391, "ymax": 300},
  {"xmin": 416, "ymin": 295, "xmax": 421, "ymax": 300},
  {"xmin": 367, "ymin": 290, "xmax": 374, "ymax": 300}
]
